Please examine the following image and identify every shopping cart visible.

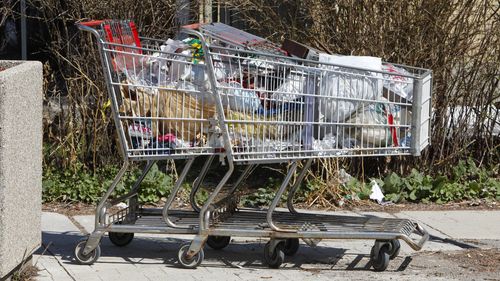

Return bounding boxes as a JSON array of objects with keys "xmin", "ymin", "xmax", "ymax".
[
  {"xmin": 176, "ymin": 27, "xmax": 432, "ymax": 270},
  {"xmin": 73, "ymin": 19, "xmax": 247, "ymax": 264},
  {"xmin": 76, "ymin": 19, "xmax": 431, "ymax": 271},
  {"xmin": 183, "ymin": 22, "xmax": 430, "ymax": 211}
]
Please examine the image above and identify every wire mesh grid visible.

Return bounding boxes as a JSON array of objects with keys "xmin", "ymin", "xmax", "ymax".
[{"xmin": 91, "ymin": 20, "xmax": 431, "ymax": 163}]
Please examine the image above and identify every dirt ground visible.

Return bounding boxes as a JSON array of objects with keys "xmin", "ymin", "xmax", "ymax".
[
  {"xmin": 402, "ymin": 249, "xmax": 500, "ymax": 281},
  {"xmin": 42, "ymin": 198, "xmax": 500, "ymax": 217}
]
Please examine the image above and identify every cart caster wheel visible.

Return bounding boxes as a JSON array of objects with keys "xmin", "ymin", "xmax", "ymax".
[
  {"xmin": 264, "ymin": 241, "xmax": 285, "ymax": 269},
  {"xmin": 370, "ymin": 244, "xmax": 390, "ymax": 272},
  {"xmin": 74, "ymin": 239, "xmax": 101, "ymax": 265},
  {"xmin": 177, "ymin": 243, "xmax": 204, "ymax": 269},
  {"xmin": 206, "ymin": 236, "xmax": 231, "ymax": 250},
  {"xmin": 109, "ymin": 232, "xmax": 134, "ymax": 247},
  {"xmin": 283, "ymin": 238, "xmax": 300, "ymax": 256},
  {"xmin": 388, "ymin": 239, "xmax": 401, "ymax": 260}
]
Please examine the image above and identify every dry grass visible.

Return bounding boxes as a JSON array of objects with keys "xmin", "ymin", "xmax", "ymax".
[
  {"xmin": 2, "ymin": 1, "xmax": 498, "ymax": 186},
  {"xmin": 11, "ymin": 264, "xmax": 38, "ymax": 281},
  {"xmin": 220, "ymin": 0, "xmax": 500, "ymax": 207},
  {"xmin": 224, "ymin": 0, "xmax": 500, "ymax": 174},
  {"xmin": 2, "ymin": 0, "xmax": 188, "ymax": 172}
]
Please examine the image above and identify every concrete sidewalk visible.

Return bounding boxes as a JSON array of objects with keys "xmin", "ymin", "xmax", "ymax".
[{"xmin": 34, "ymin": 210, "xmax": 500, "ymax": 281}]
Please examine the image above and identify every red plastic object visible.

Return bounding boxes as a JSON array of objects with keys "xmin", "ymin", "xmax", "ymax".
[
  {"xmin": 387, "ymin": 113, "xmax": 399, "ymax": 147},
  {"xmin": 82, "ymin": 20, "xmax": 143, "ymax": 72},
  {"xmin": 79, "ymin": 20, "xmax": 107, "ymax": 27},
  {"xmin": 158, "ymin": 134, "xmax": 177, "ymax": 142},
  {"xmin": 102, "ymin": 21, "xmax": 141, "ymax": 50}
]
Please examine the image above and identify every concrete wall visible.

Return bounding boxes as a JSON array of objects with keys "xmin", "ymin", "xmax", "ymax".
[{"xmin": 0, "ymin": 60, "xmax": 43, "ymax": 279}]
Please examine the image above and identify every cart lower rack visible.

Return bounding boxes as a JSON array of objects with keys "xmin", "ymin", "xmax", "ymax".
[
  {"xmin": 73, "ymin": 157, "xmax": 428, "ymax": 271},
  {"xmin": 74, "ymin": 19, "xmax": 432, "ymax": 271}
]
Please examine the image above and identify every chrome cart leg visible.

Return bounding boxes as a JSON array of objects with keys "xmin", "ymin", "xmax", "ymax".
[
  {"xmin": 178, "ymin": 162, "xmax": 235, "ymax": 268},
  {"xmin": 205, "ymin": 164, "xmax": 256, "ymax": 251},
  {"xmin": 107, "ymin": 161, "xmax": 156, "ymax": 247},
  {"xmin": 75, "ymin": 161, "xmax": 129, "ymax": 264},
  {"xmin": 162, "ymin": 158, "xmax": 195, "ymax": 228},
  {"xmin": 189, "ymin": 155, "xmax": 215, "ymax": 212},
  {"xmin": 110, "ymin": 160, "xmax": 156, "ymax": 214},
  {"xmin": 81, "ymin": 231, "xmax": 104, "ymax": 255},
  {"xmin": 286, "ymin": 159, "xmax": 313, "ymax": 214},
  {"xmin": 226, "ymin": 164, "xmax": 257, "ymax": 196},
  {"xmin": 198, "ymin": 161, "xmax": 234, "ymax": 230},
  {"xmin": 95, "ymin": 161, "xmax": 130, "ymax": 228},
  {"xmin": 190, "ymin": 159, "xmax": 252, "ymax": 213},
  {"xmin": 267, "ymin": 162, "xmax": 298, "ymax": 232},
  {"xmin": 128, "ymin": 161, "xmax": 155, "ymax": 220}
]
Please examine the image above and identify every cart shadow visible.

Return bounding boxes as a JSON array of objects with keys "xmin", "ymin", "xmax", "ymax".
[{"xmin": 37, "ymin": 231, "xmax": 417, "ymax": 272}]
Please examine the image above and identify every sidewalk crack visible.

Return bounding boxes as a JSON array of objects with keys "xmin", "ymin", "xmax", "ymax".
[
  {"xmin": 401, "ymin": 213, "xmax": 477, "ymax": 249},
  {"xmin": 401, "ymin": 213, "xmax": 451, "ymax": 238},
  {"xmin": 38, "ymin": 267, "xmax": 54, "ymax": 281},
  {"xmin": 68, "ymin": 215, "xmax": 89, "ymax": 235},
  {"xmin": 39, "ymin": 242, "xmax": 77, "ymax": 281},
  {"xmin": 352, "ymin": 211, "xmax": 399, "ymax": 218}
]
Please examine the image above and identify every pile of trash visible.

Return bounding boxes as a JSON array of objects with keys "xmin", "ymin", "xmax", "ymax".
[{"xmin": 113, "ymin": 26, "xmax": 416, "ymax": 156}]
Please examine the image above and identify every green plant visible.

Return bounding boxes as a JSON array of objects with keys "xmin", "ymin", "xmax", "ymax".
[
  {"xmin": 42, "ymin": 163, "xmax": 173, "ymax": 204},
  {"xmin": 294, "ymin": 178, "xmax": 323, "ymax": 203},
  {"xmin": 383, "ymin": 169, "xmax": 433, "ymax": 203},
  {"xmin": 196, "ymin": 187, "xmax": 209, "ymax": 206},
  {"xmin": 431, "ymin": 160, "xmax": 500, "ymax": 203},
  {"xmin": 131, "ymin": 164, "xmax": 173, "ymax": 203},
  {"xmin": 241, "ymin": 173, "xmax": 373, "ymax": 208},
  {"xmin": 43, "ymin": 163, "xmax": 105, "ymax": 203},
  {"xmin": 345, "ymin": 178, "xmax": 372, "ymax": 200},
  {"xmin": 382, "ymin": 160, "xmax": 499, "ymax": 203},
  {"xmin": 241, "ymin": 177, "xmax": 280, "ymax": 207}
]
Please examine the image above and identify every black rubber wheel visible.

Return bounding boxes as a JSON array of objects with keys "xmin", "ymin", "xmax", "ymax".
[
  {"xmin": 370, "ymin": 244, "xmax": 390, "ymax": 272},
  {"xmin": 264, "ymin": 241, "xmax": 285, "ymax": 269},
  {"xmin": 74, "ymin": 239, "xmax": 101, "ymax": 265},
  {"xmin": 388, "ymin": 239, "xmax": 401, "ymax": 260},
  {"xmin": 283, "ymin": 238, "xmax": 300, "ymax": 256},
  {"xmin": 177, "ymin": 243, "xmax": 204, "ymax": 269},
  {"xmin": 108, "ymin": 231, "xmax": 134, "ymax": 247},
  {"xmin": 206, "ymin": 236, "xmax": 231, "ymax": 250}
]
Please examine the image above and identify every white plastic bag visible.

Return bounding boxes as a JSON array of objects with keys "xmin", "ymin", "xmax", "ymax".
[
  {"xmin": 370, "ymin": 180, "xmax": 385, "ymax": 204},
  {"xmin": 271, "ymin": 72, "xmax": 306, "ymax": 101},
  {"xmin": 162, "ymin": 38, "xmax": 188, "ymax": 53},
  {"xmin": 317, "ymin": 54, "xmax": 383, "ymax": 123}
]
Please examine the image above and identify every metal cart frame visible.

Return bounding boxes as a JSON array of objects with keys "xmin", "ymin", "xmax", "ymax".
[{"xmin": 75, "ymin": 20, "xmax": 431, "ymax": 271}]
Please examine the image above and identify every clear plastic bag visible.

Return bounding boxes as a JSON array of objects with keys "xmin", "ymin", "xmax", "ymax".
[
  {"xmin": 382, "ymin": 63, "xmax": 414, "ymax": 101},
  {"xmin": 219, "ymin": 81, "xmax": 262, "ymax": 113},
  {"xmin": 345, "ymin": 97, "xmax": 410, "ymax": 147}
]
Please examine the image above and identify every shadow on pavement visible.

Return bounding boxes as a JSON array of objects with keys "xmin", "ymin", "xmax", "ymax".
[
  {"xmin": 37, "ymin": 231, "xmax": 421, "ymax": 272},
  {"xmin": 429, "ymin": 235, "xmax": 477, "ymax": 249}
]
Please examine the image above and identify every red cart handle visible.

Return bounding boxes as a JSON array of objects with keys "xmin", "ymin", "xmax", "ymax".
[
  {"xmin": 182, "ymin": 23, "xmax": 201, "ymax": 30},
  {"xmin": 78, "ymin": 20, "xmax": 108, "ymax": 27}
]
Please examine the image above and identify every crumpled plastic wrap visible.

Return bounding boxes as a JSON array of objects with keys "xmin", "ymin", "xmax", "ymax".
[{"xmin": 382, "ymin": 63, "xmax": 414, "ymax": 101}]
